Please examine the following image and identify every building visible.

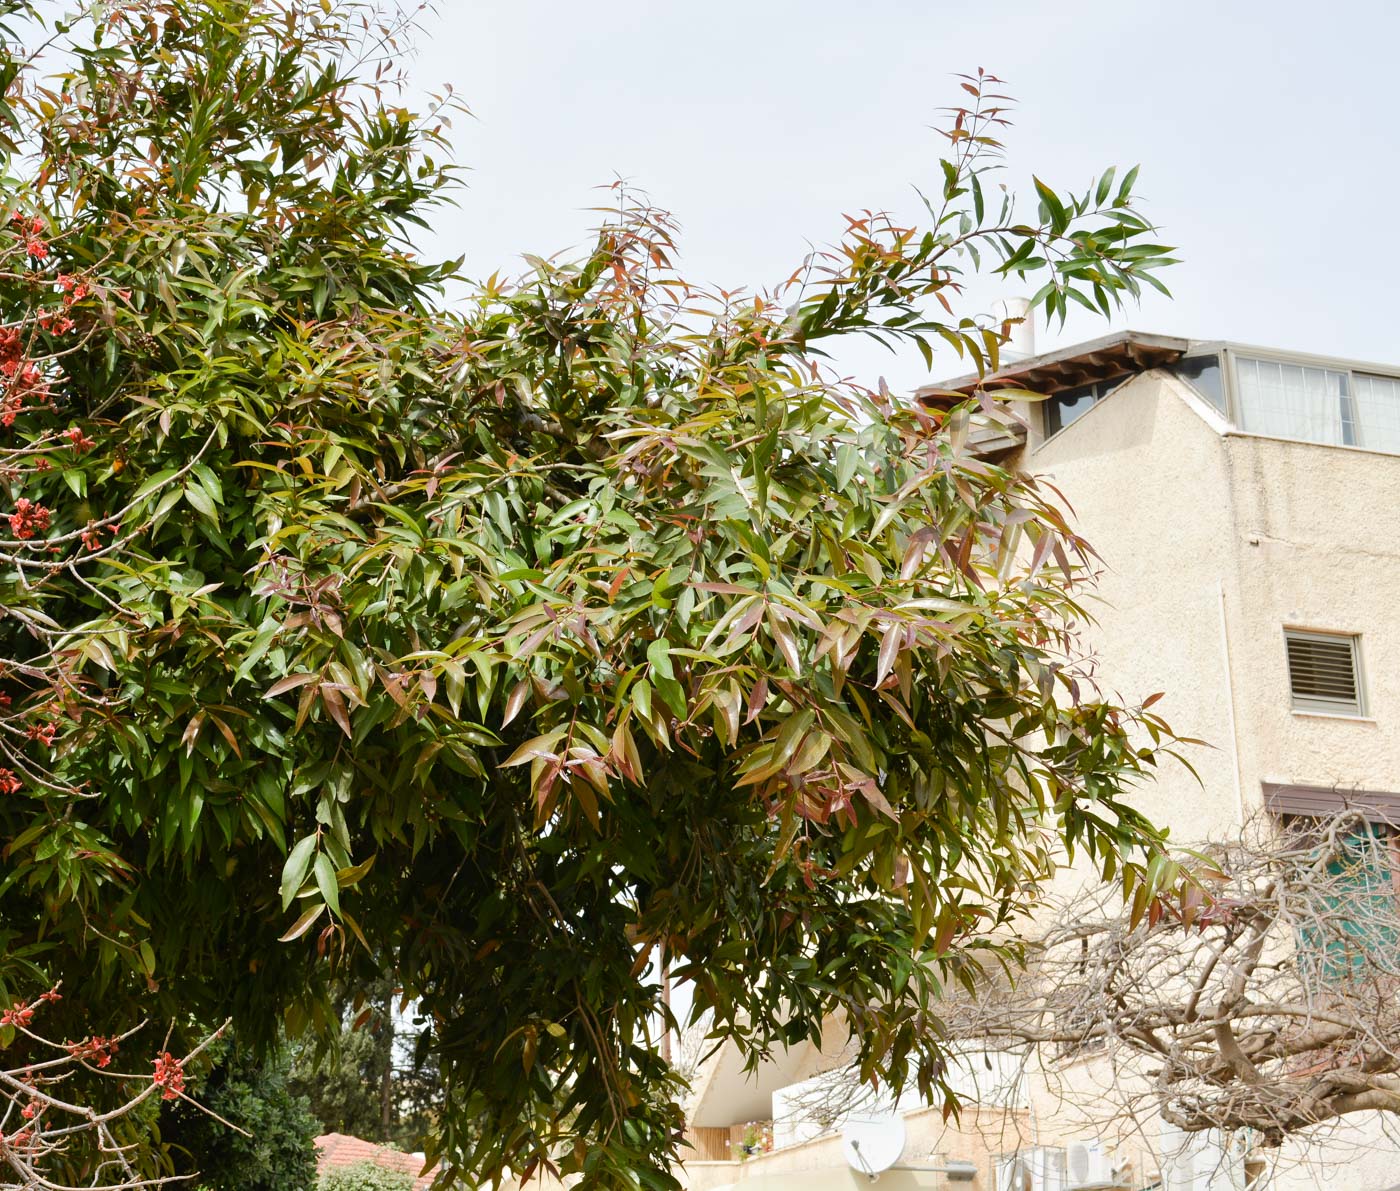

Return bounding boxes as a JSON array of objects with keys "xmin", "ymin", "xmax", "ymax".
[
  {"xmin": 676, "ymin": 332, "xmax": 1400, "ymax": 1191},
  {"xmin": 920, "ymin": 331, "xmax": 1400, "ymax": 1190}
]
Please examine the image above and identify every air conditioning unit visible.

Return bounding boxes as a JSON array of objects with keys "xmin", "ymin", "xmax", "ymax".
[
  {"xmin": 996, "ymin": 1146, "xmax": 1067, "ymax": 1191},
  {"xmin": 1159, "ymin": 1122, "xmax": 1246, "ymax": 1191},
  {"xmin": 1065, "ymin": 1140, "xmax": 1125, "ymax": 1190}
]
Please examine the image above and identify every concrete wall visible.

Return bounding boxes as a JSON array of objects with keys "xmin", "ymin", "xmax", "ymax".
[{"xmin": 1021, "ymin": 370, "xmax": 1400, "ymax": 836}]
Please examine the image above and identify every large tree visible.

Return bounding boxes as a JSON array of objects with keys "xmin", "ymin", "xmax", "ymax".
[{"xmin": 0, "ymin": 1, "xmax": 1185, "ymax": 1185}]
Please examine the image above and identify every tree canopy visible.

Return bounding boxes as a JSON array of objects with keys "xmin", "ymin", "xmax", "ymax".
[{"xmin": 0, "ymin": 1, "xmax": 1183, "ymax": 1185}]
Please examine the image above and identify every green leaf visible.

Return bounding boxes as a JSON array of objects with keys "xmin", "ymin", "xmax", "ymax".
[
  {"xmin": 646, "ymin": 637, "xmax": 673, "ymax": 681},
  {"xmin": 184, "ymin": 481, "xmax": 218, "ymax": 521},
  {"xmin": 281, "ymin": 836, "xmax": 317, "ymax": 911},
  {"xmin": 313, "ymin": 851, "xmax": 340, "ymax": 917}
]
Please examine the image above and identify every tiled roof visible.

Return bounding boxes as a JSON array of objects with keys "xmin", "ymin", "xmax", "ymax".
[{"xmin": 314, "ymin": 1132, "xmax": 439, "ymax": 1190}]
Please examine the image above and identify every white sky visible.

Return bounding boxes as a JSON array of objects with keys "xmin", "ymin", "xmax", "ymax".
[{"xmin": 405, "ymin": 0, "xmax": 1400, "ymax": 394}]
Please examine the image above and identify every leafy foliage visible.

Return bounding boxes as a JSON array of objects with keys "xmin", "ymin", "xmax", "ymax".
[
  {"xmin": 0, "ymin": 2, "xmax": 1184, "ymax": 1186},
  {"xmin": 164, "ymin": 1042, "xmax": 320, "ymax": 1191},
  {"xmin": 319, "ymin": 1161, "xmax": 415, "ymax": 1191}
]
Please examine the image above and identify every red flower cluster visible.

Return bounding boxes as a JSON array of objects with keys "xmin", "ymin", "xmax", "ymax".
[
  {"xmin": 152, "ymin": 1051, "xmax": 185, "ymax": 1100},
  {"xmin": 12, "ymin": 213, "xmax": 47, "ymax": 261},
  {"xmin": 37, "ymin": 273, "xmax": 92, "ymax": 335},
  {"xmin": 0, "ymin": 1001, "xmax": 34, "ymax": 1029},
  {"xmin": 27, "ymin": 721, "xmax": 57, "ymax": 747},
  {"xmin": 64, "ymin": 426, "xmax": 95, "ymax": 452},
  {"xmin": 0, "ymin": 769, "xmax": 20, "ymax": 795},
  {"xmin": 67, "ymin": 1034, "xmax": 119, "ymax": 1068},
  {"xmin": 57, "ymin": 274, "xmax": 88, "ymax": 302},
  {"xmin": 0, "ymin": 327, "xmax": 51, "ymax": 426},
  {"xmin": 8, "ymin": 499, "xmax": 51, "ymax": 540},
  {"xmin": 80, "ymin": 519, "xmax": 113, "ymax": 551}
]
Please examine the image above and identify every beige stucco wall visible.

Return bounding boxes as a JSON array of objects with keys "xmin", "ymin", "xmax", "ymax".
[
  {"xmin": 1221, "ymin": 431, "xmax": 1400, "ymax": 801},
  {"xmin": 1021, "ymin": 371, "xmax": 1244, "ymax": 841},
  {"xmin": 680, "ymin": 1104, "xmax": 1033, "ymax": 1191},
  {"xmin": 1022, "ymin": 370, "xmax": 1400, "ymax": 836}
]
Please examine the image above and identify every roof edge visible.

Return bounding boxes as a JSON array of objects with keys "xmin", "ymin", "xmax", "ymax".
[{"xmin": 917, "ymin": 330, "xmax": 1193, "ymax": 404}]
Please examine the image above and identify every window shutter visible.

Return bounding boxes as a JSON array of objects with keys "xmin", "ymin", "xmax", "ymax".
[{"xmin": 1285, "ymin": 631, "xmax": 1363, "ymax": 715}]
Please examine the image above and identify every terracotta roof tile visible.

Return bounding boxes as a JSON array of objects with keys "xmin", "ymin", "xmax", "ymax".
[{"xmin": 314, "ymin": 1132, "xmax": 440, "ymax": 1190}]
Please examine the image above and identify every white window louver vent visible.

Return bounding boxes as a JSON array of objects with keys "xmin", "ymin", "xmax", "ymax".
[{"xmin": 1285, "ymin": 630, "xmax": 1364, "ymax": 716}]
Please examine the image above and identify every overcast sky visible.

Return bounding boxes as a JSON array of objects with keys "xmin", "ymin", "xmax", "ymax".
[{"xmin": 404, "ymin": 1, "xmax": 1398, "ymax": 394}]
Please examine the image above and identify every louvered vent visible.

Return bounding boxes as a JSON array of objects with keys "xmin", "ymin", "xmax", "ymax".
[{"xmin": 1286, "ymin": 631, "xmax": 1363, "ymax": 715}]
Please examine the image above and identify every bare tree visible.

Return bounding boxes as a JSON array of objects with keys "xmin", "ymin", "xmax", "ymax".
[
  {"xmin": 755, "ymin": 812, "xmax": 1400, "ymax": 1191},
  {"xmin": 939, "ymin": 810, "xmax": 1400, "ymax": 1149},
  {"xmin": 0, "ymin": 988, "xmax": 234, "ymax": 1189}
]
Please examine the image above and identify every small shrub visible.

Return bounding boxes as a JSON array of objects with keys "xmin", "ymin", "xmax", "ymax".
[{"xmin": 319, "ymin": 1160, "xmax": 416, "ymax": 1191}]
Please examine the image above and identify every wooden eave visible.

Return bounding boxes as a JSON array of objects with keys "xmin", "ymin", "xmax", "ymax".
[{"xmin": 916, "ymin": 331, "xmax": 1192, "ymax": 408}]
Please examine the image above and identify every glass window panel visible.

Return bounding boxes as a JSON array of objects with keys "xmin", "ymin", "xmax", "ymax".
[
  {"xmin": 1170, "ymin": 353, "xmax": 1225, "ymax": 413},
  {"xmin": 1234, "ymin": 357, "xmax": 1349, "ymax": 445},
  {"xmin": 1044, "ymin": 385, "xmax": 1097, "ymax": 436},
  {"xmin": 1042, "ymin": 375, "xmax": 1127, "ymax": 437},
  {"xmin": 1353, "ymin": 373, "xmax": 1400, "ymax": 454}
]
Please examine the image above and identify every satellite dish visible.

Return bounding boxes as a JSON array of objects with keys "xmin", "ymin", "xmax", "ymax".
[{"xmin": 841, "ymin": 1115, "xmax": 906, "ymax": 1178}]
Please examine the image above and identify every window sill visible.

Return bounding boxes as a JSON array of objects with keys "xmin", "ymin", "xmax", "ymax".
[
  {"xmin": 1290, "ymin": 710, "xmax": 1376, "ymax": 725},
  {"xmin": 1225, "ymin": 428, "xmax": 1400, "ymax": 461}
]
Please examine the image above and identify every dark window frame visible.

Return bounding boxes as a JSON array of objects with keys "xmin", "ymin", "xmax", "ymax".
[{"xmin": 1042, "ymin": 375, "xmax": 1129, "ymax": 438}]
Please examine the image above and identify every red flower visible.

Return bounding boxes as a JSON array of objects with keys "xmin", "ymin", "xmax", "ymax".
[
  {"xmin": 64, "ymin": 426, "xmax": 95, "ymax": 452},
  {"xmin": 152, "ymin": 1051, "xmax": 185, "ymax": 1100},
  {"xmin": 0, "ymin": 769, "xmax": 20, "ymax": 795},
  {"xmin": 67, "ymin": 1034, "xmax": 117, "ymax": 1068},
  {"xmin": 1, "ymin": 1001, "xmax": 35, "ymax": 1028},
  {"xmin": 57, "ymin": 274, "xmax": 89, "ymax": 304},
  {"xmin": 8, "ymin": 499, "xmax": 51, "ymax": 540}
]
